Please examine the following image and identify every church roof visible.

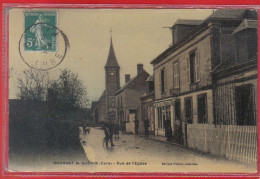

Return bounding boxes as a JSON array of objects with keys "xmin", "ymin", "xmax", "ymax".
[{"xmin": 105, "ymin": 37, "xmax": 120, "ymax": 68}]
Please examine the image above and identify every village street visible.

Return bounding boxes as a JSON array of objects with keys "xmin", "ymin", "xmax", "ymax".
[{"xmin": 79, "ymin": 127, "xmax": 256, "ymax": 173}]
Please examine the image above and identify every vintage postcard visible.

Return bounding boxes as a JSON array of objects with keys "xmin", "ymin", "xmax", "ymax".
[{"xmin": 5, "ymin": 7, "xmax": 258, "ymax": 174}]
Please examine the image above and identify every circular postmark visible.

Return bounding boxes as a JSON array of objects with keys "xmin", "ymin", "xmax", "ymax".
[{"xmin": 19, "ymin": 23, "xmax": 69, "ymax": 71}]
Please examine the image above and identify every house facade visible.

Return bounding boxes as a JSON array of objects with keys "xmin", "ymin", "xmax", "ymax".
[
  {"xmin": 115, "ymin": 64, "xmax": 150, "ymax": 134},
  {"xmin": 151, "ymin": 9, "xmax": 257, "ymax": 145},
  {"xmin": 212, "ymin": 19, "xmax": 257, "ymax": 126},
  {"xmin": 140, "ymin": 76, "xmax": 155, "ymax": 135}
]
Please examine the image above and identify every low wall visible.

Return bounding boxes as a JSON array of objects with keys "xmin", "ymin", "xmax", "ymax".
[{"xmin": 187, "ymin": 124, "xmax": 257, "ymax": 164}]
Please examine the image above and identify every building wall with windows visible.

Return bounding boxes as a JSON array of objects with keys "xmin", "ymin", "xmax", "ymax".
[
  {"xmin": 152, "ymin": 24, "xmax": 213, "ymax": 143},
  {"xmin": 213, "ymin": 61, "xmax": 257, "ymax": 126},
  {"xmin": 153, "ymin": 27, "xmax": 212, "ymax": 101},
  {"xmin": 151, "ymin": 9, "xmax": 257, "ymax": 145},
  {"xmin": 115, "ymin": 65, "xmax": 150, "ymax": 133}
]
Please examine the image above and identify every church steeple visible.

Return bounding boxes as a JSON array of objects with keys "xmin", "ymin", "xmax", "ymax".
[
  {"xmin": 104, "ymin": 32, "xmax": 120, "ymax": 121},
  {"xmin": 105, "ymin": 36, "xmax": 120, "ymax": 69}
]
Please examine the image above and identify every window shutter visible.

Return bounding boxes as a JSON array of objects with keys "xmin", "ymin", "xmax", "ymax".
[
  {"xmin": 186, "ymin": 57, "xmax": 190, "ymax": 84},
  {"xmin": 176, "ymin": 63, "xmax": 179, "ymax": 88},
  {"xmin": 173, "ymin": 64, "xmax": 176, "ymax": 88},
  {"xmin": 173, "ymin": 63, "xmax": 179, "ymax": 88},
  {"xmin": 159, "ymin": 72, "xmax": 161, "ymax": 93},
  {"xmin": 164, "ymin": 68, "xmax": 167, "ymax": 92},
  {"xmin": 195, "ymin": 50, "xmax": 200, "ymax": 82}
]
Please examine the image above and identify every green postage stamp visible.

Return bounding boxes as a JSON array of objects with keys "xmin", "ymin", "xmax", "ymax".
[{"xmin": 24, "ymin": 11, "xmax": 57, "ymax": 51}]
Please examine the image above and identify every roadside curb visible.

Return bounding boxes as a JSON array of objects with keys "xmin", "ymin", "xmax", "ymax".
[{"xmin": 145, "ymin": 136, "xmax": 185, "ymax": 149}]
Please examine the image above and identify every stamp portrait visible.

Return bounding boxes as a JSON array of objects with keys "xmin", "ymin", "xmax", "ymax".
[{"xmin": 24, "ymin": 11, "xmax": 57, "ymax": 52}]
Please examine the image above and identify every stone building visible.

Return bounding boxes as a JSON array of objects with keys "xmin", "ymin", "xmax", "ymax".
[
  {"xmin": 115, "ymin": 64, "xmax": 150, "ymax": 134},
  {"xmin": 91, "ymin": 91, "xmax": 106, "ymax": 123},
  {"xmin": 150, "ymin": 9, "xmax": 257, "ymax": 145},
  {"xmin": 212, "ymin": 19, "xmax": 257, "ymax": 126},
  {"xmin": 92, "ymin": 37, "xmax": 120, "ymax": 123},
  {"xmin": 140, "ymin": 76, "xmax": 155, "ymax": 135}
]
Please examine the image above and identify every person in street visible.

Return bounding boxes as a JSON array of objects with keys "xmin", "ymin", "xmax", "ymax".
[
  {"xmin": 109, "ymin": 120, "xmax": 115, "ymax": 146},
  {"xmin": 83, "ymin": 122, "xmax": 86, "ymax": 134},
  {"xmin": 103, "ymin": 121, "xmax": 110, "ymax": 148},
  {"xmin": 114, "ymin": 123, "xmax": 120, "ymax": 139},
  {"xmin": 121, "ymin": 121, "xmax": 126, "ymax": 134},
  {"xmin": 134, "ymin": 119, "xmax": 139, "ymax": 135},
  {"xmin": 144, "ymin": 117, "xmax": 150, "ymax": 137},
  {"xmin": 165, "ymin": 116, "xmax": 172, "ymax": 141}
]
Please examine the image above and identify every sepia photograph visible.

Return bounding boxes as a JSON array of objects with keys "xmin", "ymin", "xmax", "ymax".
[{"xmin": 6, "ymin": 7, "xmax": 257, "ymax": 173}]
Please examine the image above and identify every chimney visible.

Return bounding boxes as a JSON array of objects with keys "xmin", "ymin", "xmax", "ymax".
[
  {"xmin": 137, "ymin": 64, "xmax": 143, "ymax": 75},
  {"xmin": 125, "ymin": 74, "xmax": 130, "ymax": 83}
]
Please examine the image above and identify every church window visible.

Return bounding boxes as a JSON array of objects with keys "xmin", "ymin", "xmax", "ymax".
[
  {"xmin": 111, "ymin": 99, "xmax": 115, "ymax": 107},
  {"xmin": 110, "ymin": 72, "xmax": 115, "ymax": 79}
]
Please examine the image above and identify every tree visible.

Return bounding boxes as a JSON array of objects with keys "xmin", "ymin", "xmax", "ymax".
[
  {"xmin": 48, "ymin": 69, "xmax": 88, "ymax": 118},
  {"xmin": 16, "ymin": 69, "xmax": 49, "ymax": 101}
]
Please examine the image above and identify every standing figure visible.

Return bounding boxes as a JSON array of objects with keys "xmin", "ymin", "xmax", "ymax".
[
  {"xmin": 83, "ymin": 122, "xmax": 86, "ymax": 134},
  {"xmin": 114, "ymin": 123, "xmax": 120, "ymax": 139},
  {"xmin": 121, "ymin": 121, "xmax": 126, "ymax": 134},
  {"xmin": 109, "ymin": 121, "xmax": 115, "ymax": 146},
  {"xmin": 104, "ymin": 122, "xmax": 110, "ymax": 148},
  {"xmin": 144, "ymin": 117, "xmax": 150, "ymax": 137},
  {"xmin": 165, "ymin": 116, "xmax": 172, "ymax": 141},
  {"xmin": 134, "ymin": 119, "xmax": 139, "ymax": 135}
]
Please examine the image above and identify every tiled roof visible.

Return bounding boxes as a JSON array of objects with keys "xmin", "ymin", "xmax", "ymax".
[
  {"xmin": 210, "ymin": 9, "xmax": 249, "ymax": 19},
  {"xmin": 105, "ymin": 38, "xmax": 120, "ymax": 68},
  {"xmin": 115, "ymin": 70, "xmax": 149, "ymax": 95},
  {"xmin": 174, "ymin": 19, "xmax": 203, "ymax": 26},
  {"xmin": 146, "ymin": 75, "xmax": 154, "ymax": 82},
  {"xmin": 232, "ymin": 19, "xmax": 257, "ymax": 34},
  {"xmin": 150, "ymin": 9, "xmax": 257, "ymax": 65}
]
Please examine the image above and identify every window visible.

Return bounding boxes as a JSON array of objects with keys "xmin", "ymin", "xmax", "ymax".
[
  {"xmin": 111, "ymin": 102, "xmax": 115, "ymax": 107},
  {"xmin": 118, "ymin": 95, "xmax": 122, "ymax": 106},
  {"xmin": 197, "ymin": 94, "xmax": 207, "ymax": 124},
  {"xmin": 160, "ymin": 69, "xmax": 165, "ymax": 92},
  {"xmin": 110, "ymin": 98, "xmax": 115, "ymax": 107},
  {"xmin": 187, "ymin": 50, "xmax": 200, "ymax": 84},
  {"xmin": 158, "ymin": 107, "xmax": 162, "ymax": 129},
  {"xmin": 117, "ymin": 97, "xmax": 120, "ymax": 107},
  {"xmin": 148, "ymin": 81, "xmax": 154, "ymax": 93},
  {"xmin": 185, "ymin": 97, "xmax": 193, "ymax": 124},
  {"xmin": 195, "ymin": 51, "xmax": 200, "ymax": 82},
  {"xmin": 110, "ymin": 72, "xmax": 115, "ymax": 79},
  {"xmin": 173, "ymin": 62, "xmax": 179, "ymax": 88},
  {"xmin": 175, "ymin": 99, "xmax": 181, "ymax": 121},
  {"xmin": 235, "ymin": 84, "xmax": 255, "ymax": 125},
  {"xmin": 157, "ymin": 106, "xmax": 171, "ymax": 129}
]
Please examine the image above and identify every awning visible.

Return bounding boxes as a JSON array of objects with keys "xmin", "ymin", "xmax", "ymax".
[{"xmin": 232, "ymin": 19, "xmax": 257, "ymax": 35}]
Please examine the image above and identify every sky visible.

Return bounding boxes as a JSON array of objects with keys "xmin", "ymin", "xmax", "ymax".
[{"xmin": 8, "ymin": 8, "xmax": 213, "ymax": 104}]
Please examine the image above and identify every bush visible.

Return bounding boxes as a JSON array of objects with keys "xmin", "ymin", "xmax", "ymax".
[{"xmin": 9, "ymin": 117, "xmax": 83, "ymax": 156}]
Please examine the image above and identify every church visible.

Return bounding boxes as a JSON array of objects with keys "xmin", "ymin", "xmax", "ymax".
[{"xmin": 91, "ymin": 36, "xmax": 120, "ymax": 124}]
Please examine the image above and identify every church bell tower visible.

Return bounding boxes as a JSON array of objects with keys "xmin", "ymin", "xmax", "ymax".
[{"xmin": 104, "ymin": 35, "xmax": 120, "ymax": 120}]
